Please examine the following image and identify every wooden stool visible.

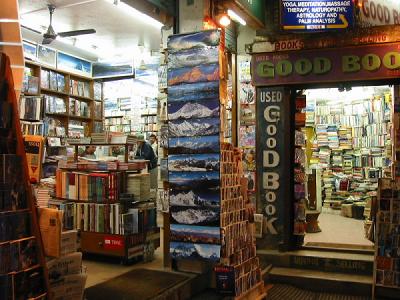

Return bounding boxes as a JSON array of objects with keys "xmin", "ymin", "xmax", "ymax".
[{"xmin": 305, "ymin": 210, "xmax": 321, "ymax": 233}]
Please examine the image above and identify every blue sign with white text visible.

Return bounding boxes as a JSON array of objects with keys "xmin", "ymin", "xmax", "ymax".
[{"xmin": 281, "ymin": 0, "xmax": 353, "ymax": 31}]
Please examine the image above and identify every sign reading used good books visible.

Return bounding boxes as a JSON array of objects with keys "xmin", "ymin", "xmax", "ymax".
[
  {"xmin": 256, "ymin": 87, "xmax": 292, "ymax": 248},
  {"xmin": 252, "ymin": 42, "xmax": 400, "ymax": 86},
  {"xmin": 167, "ymin": 30, "xmax": 222, "ymax": 262},
  {"xmin": 281, "ymin": 0, "xmax": 353, "ymax": 31}
]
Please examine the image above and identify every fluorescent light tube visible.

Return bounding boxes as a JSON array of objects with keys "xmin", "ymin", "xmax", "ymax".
[{"xmin": 227, "ymin": 9, "xmax": 246, "ymax": 26}]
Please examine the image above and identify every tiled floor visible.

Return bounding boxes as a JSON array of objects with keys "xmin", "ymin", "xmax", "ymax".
[{"xmin": 304, "ymin": 213, "xmax": 374, "ymax": 249}]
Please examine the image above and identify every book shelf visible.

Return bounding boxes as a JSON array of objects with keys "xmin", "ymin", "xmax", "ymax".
[
  {"xmin": 1, "ymin": 53, "xmax": 49, "ymax": 299},
  {"xmin": 21, "ymin": 60, "xmax": 104, "ymax": 140},
  {"xmin": 53, "ymin": 142, "xmax": 159, "ymax": 263}
]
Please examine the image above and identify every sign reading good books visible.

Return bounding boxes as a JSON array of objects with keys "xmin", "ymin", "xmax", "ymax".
[
  {"xmin": 281, "ymin": 0, "xmax": 353, "ymax": 31},
  {"xmin": 252, "ymin": 42, "xmax": 400, "ymax": 86},
  {"xmin": 256, "ymin": 87, "xmax": 292, "ymax": 248}
]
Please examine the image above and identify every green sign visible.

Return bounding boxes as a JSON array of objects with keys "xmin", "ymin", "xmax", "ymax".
[{"xmin": 236, "ymin": 0, "xmax": 265, "ymax": 25}]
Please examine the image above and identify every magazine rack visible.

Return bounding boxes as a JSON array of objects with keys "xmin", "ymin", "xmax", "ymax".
[{"xmin": 0, "ymin": 53, "xmax": 49, "ymax": 298}]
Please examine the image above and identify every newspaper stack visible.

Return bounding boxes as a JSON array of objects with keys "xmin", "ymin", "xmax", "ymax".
[{"xmin": 127, "ymin": 173, "xmax": 150, "ymax": 201}]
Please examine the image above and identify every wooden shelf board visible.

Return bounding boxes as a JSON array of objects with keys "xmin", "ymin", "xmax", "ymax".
[
  {"xmin": 69, "ymin": 115, "xmax": 91, "ymax": 121},
  {"xmin": 41, "ymin": 88, "xmax": 69, "ymax": 96},
  {"xmin": 69, "ymin": 94, "xmax": 93, "ymax": 101},
  {"xmin": 45, "ymin": 112, "xmax": 69, "ymax": 118}
]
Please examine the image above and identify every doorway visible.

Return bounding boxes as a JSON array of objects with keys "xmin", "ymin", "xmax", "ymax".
[{"xmin": 296, "ymin": 85, "xmax": 393, "ymax": 251}]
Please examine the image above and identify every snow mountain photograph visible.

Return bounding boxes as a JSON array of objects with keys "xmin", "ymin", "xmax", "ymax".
[
  {"xmin": 169, "ymin": 117, "xmax": 220, "ymax": 137},
  {"xmin": 168, "ymin": 153, "xmax": 220, "ymax": 171},
  {"xmin": 168, "ymin": 99, "xmax": 219, "ymax": 120}
]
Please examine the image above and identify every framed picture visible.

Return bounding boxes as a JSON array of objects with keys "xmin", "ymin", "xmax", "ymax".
[
  {"xmin": 57, "ymin": 51, "xmax": 92, "ymax": 77},
  {"xmin": 37, "ymin": 45, "xmax": 56, "ymax": 67},
  {"xmin": 23, "ymin": 40, "xmax": 37, "ymax": 61},
  {"xmin": 92, "ymin": 60, "xmax": 134, "ymax": 79}
]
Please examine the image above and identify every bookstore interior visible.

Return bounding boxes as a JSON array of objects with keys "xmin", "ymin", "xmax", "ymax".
[
  {"xmin": 1, "ymin": 0, "xmax": 268, "ymax": 299},
  {"xmin": 294, "ymin": 85, "xmax": 393, "ymax": 249}
]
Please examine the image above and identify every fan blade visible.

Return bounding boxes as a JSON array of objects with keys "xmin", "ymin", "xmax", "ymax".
[
  {"xmin": 58, "ymin": 29, "xmax": 96, "ymax": 37},
  {"xmin": 42, "ymin": 37, "xmax": 54, "ymax": 45}
]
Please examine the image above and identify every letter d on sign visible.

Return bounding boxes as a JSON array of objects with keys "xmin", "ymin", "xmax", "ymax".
[{"xmin": 263, "ymin": 150, "xmax": 280, "ymax": 167}]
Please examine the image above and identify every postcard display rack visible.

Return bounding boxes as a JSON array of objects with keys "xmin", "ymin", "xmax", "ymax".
[
  {"xmin": 54, "ymin": 141, "xmax": 159, "ymax": 263},
  {"xmin": 372, "ymin": 178, "xmax": 400, "ymax": 296},
  {"xmin": 293, "ymin": 96, "xmax": 308, "ymax": 237},
  {"xmin": 237, "ymin": 56, "xmax": 256, "ymax": 207},
  {"xmin": 0, "ymin": 53, "xmax": 49, "ymax": 299},
  {"xmin": 166, "ymin": 30, "xmax": 264, "ymax": 298},
  {"xmin": 21, "ymin": 61, "xmax": 104, "ymax": 141}
]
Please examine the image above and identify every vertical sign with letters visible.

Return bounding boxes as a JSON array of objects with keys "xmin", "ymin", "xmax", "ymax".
[{"xmin": 256, "ymin": 87, "xmax": 292, "ymax": 249}]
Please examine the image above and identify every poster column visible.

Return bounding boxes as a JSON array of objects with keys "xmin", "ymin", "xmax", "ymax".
[
  {"xmin": 256, "ymin": 87, "xmax": 293, "ymax": 250},
  {"xmin": 167, "ymin": 30, "xmax": 222, "ymax": 262}
]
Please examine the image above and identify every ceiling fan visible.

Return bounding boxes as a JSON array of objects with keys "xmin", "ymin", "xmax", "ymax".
[{"xmin": 41, "ymin": 4, "xmax": 96, "ymax": 45}]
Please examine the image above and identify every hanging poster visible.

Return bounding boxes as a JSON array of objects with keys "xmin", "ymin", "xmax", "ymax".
[
  {"xmin": 168, "ymin": 135, "xmax": 220, "ymax": 155},
  {"xmin": 169, "ymin": 118, "xmax": 220, "ymax": 137},
  {"xmin": 168, "ymin": 154, "xmax": 220, "ymax": 172},
  {"xmin": 168, "ymin": 64, "xmax": 219, "ymax": 86},
  {"xmin": 168, "ymin": 48, "xmax": 219, "ymax": 69},
  {"xmin": 168, "ymin": 81, "xmax": 219, "ymax": 102},
  {"xmin": 167, "ymin": 99, "xmax": 219, "ymax": 120}
]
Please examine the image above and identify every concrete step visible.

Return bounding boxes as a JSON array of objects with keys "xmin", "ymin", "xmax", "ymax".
[
  {"xmin": 258, "ymin": 249, "xmax": 374, "ymax": 275},
  {"xmin": 265, "ymin": 266, "xmax": 373, "ymax": 296}
]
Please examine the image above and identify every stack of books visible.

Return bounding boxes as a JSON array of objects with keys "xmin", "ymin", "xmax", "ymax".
[
  {"xmin": 110, "ymin": 134, "xmax": 137, "ymax": 144},
  {"xmin": 327, "ymin": 125, "xmax": 339, "ymax": 148},
  {"xmin": 127, "ymin": 173, "xmax": 150, "ymax": 201},
  {"xmin": 338, "ymin": 127, "xmax": 352, "ymax": 149},
  {"xmin": 90, "ymin": 132, "xmax": 110, "ymax": 143}
]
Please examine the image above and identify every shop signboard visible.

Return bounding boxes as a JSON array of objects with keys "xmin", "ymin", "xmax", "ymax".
[
  {"xmin": 281, "ymin": 0, "xmax": 353, "ymax": 31},
  {"xmin": 252, "ymin": 42, "xmax": 400, "ymax": 86},
  {"xmin": 358, "ymin": 0, "xmax": 400, "ymax": 27},
  {"xmin": 235, "ymin": 0, "xmax": 265, "ymax": 26},
  {"xmin": 256, "ymin": 87, "xmax": 292, "ymax": 249}
]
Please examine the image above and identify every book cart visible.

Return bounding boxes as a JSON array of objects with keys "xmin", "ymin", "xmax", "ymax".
[
  {"xmin": 56, "ymin": 141, "xmax": 160, "ymax": 264},
  {"xmin": 0, "ymin": 53, "xmax": 49, "ymax": 299}
]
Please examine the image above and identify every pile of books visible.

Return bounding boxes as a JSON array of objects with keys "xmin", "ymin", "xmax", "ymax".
[
  {"xmin": 110, "ymin": 133, "xmax": 137, "ymax": 144},
  {"xmin": 338, "ymin": 127, "xmax": 352, "ymax": 149},
  {"xmin": 90, "ymin": 132, "xmax": 110, "ymax": 143},
  {"xmin": 327, "ymin": 125, "xmax": 339, "ymax": 148},
  {"xmin": 127, "ymin": 173, "xmax": 150, "ymax": 201}
]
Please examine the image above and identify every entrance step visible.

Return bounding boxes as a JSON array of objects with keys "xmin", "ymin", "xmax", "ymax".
[
  {"xmin": 265, "ymin": 267, "xmax": 372, "ymax": 296},
  {"xmin": 258, "ymin": 249, "xmax": 374, "ymax": 275},
  {"xmin": 304, "ymin": 242, "xmax": 375, "ymax": 253}
]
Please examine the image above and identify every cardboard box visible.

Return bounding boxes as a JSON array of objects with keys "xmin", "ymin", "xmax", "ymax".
[{"xmin": 60, "ymin": 230, "xmax": 78, "ymax": 256}]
